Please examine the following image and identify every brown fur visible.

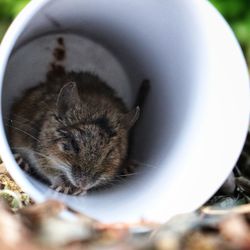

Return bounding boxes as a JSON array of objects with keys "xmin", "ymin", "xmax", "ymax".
[{"xmin": 9, "ymin": 71, "xmax": 140, "ymax": 193}]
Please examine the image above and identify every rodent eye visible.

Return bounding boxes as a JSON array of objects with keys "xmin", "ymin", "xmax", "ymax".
[
  {"xmin": 62, "ymin": 143, "xmax": 71, "ymax": 151},
  {"xmin": 106, "ymin": 149, "xmax": 113, "ymax": 158},
  {"xmin": 59, "ymin": 139, "xmax": 80, "ymax": 154}
]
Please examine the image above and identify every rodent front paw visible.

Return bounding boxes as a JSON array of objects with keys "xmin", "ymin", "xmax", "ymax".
[
  {"xmin": 49, "ymin": 184, "xmax": 70, "ymax": 194},
  {"xmin": 71, "ymin": 188, "xmax": 86, "ymax": 196},
  {"xmin": 50, "ymin": 184, "xmax": 86, "ymax": 196},
  {"xmin": 14, "ymin": 153, "xmax": 30, "ymax": 172}
]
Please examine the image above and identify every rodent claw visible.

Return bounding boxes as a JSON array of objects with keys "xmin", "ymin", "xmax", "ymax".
[
  {"xmin": 64, "ymin": 187, "xmax": 70, "ymax": 194},
  {"xmin": 49, "ymin": 184, "xmax": 55, "ymax": 189},
  {"xmin": 17, "ymin": 158, "xmax": 23, "ymax": 165},
  {"xmin": 72, "ymin": 189, "xmax": 86, "ymax": 196},
  {"xmin": 55, "ymin": 186, "xmax": 62, "ymax": 192},
  {"xmin": 14, "ymin": 153, "xmax": 21, "ymax": 158},
  {"xmin": 79, "ymin": 191, "xmax": 86, "ymax": 196},
  {"xmin": 14, "ymin": 153, "xmax": 23, "ymax": 165},
  {"xmin": 24, "ymin": 163, "xmax": 29, "ymax": 172},
  {"xmin": 72, "ymin": 189, "xmax": 83, "ymax": 196},
  {"xmin": 50, "ymin": 184, "xmax": 72, "ymax": 195},
  {"xmin": 14, "ymin": 153, "xmax": 30, "ymax": 172}
]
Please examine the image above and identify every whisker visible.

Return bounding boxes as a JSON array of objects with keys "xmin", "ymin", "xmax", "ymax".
[
  {"xmin": 130, "ymin": 159, "xmax": 157, "ymax": 169},
  {"xmin": 113, "ymin": 175, "xmax": 129, "ymax": 181},
  {"xmin": 6, "ymin": 124, "xmax": 40, "ymax": 142},
  {"xmin": 45, "ymin": 136, "xmax": 69, "ymax": 143},
  {"xmin": 111, "ymin": 178, "xmax": 128, "ymax": 185},
  {"xmin": 3, "ymin": 114, "xmax": 31, "ymax": 123},
  {"xmin": 11, "ymin": 146, "xmax": 52, "ymax": 163},
  {"xmin": 117, "ymin": 172, "xmax": 138, "ymax": 177},
  {"xmin": 11, "ymin": 146, "xmax": 31, "ymax": 152},
  {"xmin": 11, "ymin": 147, "xmax": 72, "ymax": 179},
  {"xmin": 3, "ymin": 118, "xmax": 40, "ymax": 134}
]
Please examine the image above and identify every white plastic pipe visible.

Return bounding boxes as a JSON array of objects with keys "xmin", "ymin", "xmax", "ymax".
[{"xmin": 0, "ymin": 0, "xmax": 249, "ymax": 223}]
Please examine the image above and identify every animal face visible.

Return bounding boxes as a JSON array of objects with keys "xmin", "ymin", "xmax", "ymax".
[
  {"xmin": 50, "ymin": 119, "xmax": 127, "ymax": 190},
  {"xmin": 40, "ymin": 82, "xmax": 139, "ymax": 191}
]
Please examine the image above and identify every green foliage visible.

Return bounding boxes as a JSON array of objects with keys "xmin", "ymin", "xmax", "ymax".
[
  {"xmin": 210, "ymin": 0, "xmax": 249, "ymax": 21},
  {"xmin": 0, "ymin": 0, "xmax": 30, "ymax": 40},
  {"xmin": 210, "ymin": 0, "xmax": 250, "ymax": 65},
  {"xmin": 0, "ymin": 0, "xmax": 30, "ymax": 21}
]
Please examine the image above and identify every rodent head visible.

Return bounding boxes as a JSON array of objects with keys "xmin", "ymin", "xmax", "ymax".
[{"xmin": 40, "ymin": 82, "xmax": 139, "ymax": 191}]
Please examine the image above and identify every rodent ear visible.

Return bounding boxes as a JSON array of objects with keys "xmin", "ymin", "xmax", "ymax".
[
  {"xmin": 122, "ymin": 106, "xmax": 140, "ymax": 130},
  {"xmin": 57, "ymin": 82, "xmax": 80, "ymax": 116}
]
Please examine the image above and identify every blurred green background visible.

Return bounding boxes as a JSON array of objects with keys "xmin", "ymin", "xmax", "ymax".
[
  {"xmin": 0, "ymin": 0, "xmax": 29, "ymax": 39},
  {"xmin": 0, "ymin": 0, "xmax": 250, "ymax": 68}
]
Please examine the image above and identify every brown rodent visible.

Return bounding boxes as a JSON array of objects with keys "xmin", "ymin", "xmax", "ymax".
[{"xmin": 9, "ymin": 71, "xmax": 147, "ymax": 195}]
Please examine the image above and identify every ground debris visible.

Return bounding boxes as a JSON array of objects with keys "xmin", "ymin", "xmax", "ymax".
[
  {"xmin": 0, "ymin": 164, "xmax": 32, "ymax": 210},
  {"xmin": 0, "ymin": 198, "xmax": 156, "ymax": 250},
  {"xmin": 1, "ymin": 197, "xmax": 249, "ymax": 250},
  {"xmin": 0, "ymin": 132, "xmax": 249, "ymax": 249}
]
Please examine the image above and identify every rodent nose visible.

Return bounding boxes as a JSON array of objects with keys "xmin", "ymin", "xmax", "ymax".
[
  {"xmin": 75, "ymin": 179, "xmax": 85, "ymax": 188},
  {"xmin": 76, "ymin": 177, "xmax": 93, "ymax": 190},
  {"xmin": 72, "ymin": 166, "xmax": 90, "ymax": 188}
]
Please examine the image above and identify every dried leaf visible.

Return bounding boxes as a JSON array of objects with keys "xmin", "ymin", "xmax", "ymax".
[
  {"xmin": 183, "ymin": 231, "xmax": 235, "ymax": 250},
  {"xmin": 201, "ymin": 203, "xmax": 250, "ymax": 216},
  {"xmin": 20, "ymin": 200, "xmax": 65, "ymax": 219},
  {"xmin": 219, "ymin": 215, "xmax": 250, "ymax": 248},
  {"xmin": 0, "ymin": 189, "xmax": 23, "ymax": 211},
  {"xmin": 38, "ymin": 217, "xmax": 93, "ymax": 246},
  {"xmin": 0, "ymin": 163, "xmax": 7, "ymax": 174}
]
